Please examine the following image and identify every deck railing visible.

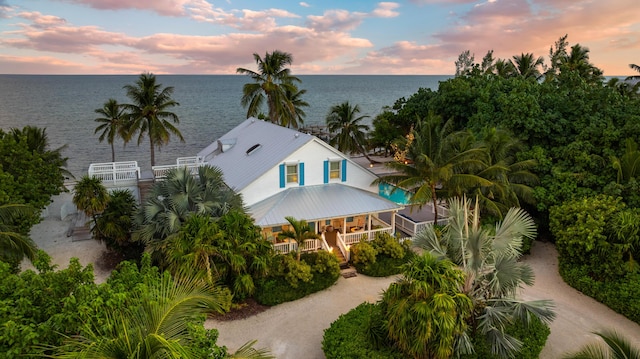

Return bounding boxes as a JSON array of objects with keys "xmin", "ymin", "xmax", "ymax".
[
  {"xmin": 394, "ymin": 205, "xmax": 449, "ymax": 236},
  {"xmin": 152, "ymin": 156, "xmax": 204, "ymax": 180},
  {"xmin": 88, "ymin": 161, "xmax": 140, "ymax": 186}
]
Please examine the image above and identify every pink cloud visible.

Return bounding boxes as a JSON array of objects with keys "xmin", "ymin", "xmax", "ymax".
[
  {"xmin": 59, "ymin": 0, "xmax": 191, "ymax": 16},
  {"xmin": 372, "ymin": 2, "xmax": 400, "ymax": 18}
]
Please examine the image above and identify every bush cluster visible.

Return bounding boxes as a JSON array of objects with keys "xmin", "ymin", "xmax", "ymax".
[
  {"xmin": 560, "ymin": 263, "xmax": 640, "ymax": 325},
  {"xmin": 323, "ymin": 302, "xmax": 550, "ymax": 359},
  {"xmin": 254, "ymin": 251, "xmax": 340, "ymax": 306},
  {"xmin": 350, "ymin": 233, "xmax": 414, "ymax": 277}
]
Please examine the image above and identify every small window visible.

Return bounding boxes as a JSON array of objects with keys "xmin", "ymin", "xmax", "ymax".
[
  {"xmin": 286, "ymin": 164, "xmax": 298, "ymax": 183},
  {"xmin": 329, "ymin": 161, "xmax": 340, "ymax": 179}
]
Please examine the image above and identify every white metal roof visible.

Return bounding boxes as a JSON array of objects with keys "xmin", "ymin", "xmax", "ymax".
[
  {"xmin": 197, "ymin": 118, "xmax": 314, "ymax": 192},
  {"xmin": 248, "ymin": 183, "xmax": 404, "ymax": 227}
]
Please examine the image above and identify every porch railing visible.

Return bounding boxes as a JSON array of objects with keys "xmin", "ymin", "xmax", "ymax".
[
  {"xmin": 88, "ymin": 161, "xmax": 140, "ymax": 186},
  {"xmin": 394, "ymin": 206, "xmax": 449, "ymax": 237},
  {"xmin": 335, "ymin": 232, "xmax": 350, "ymax": 262},
  {"xmin": 272, "ymin": 239, "xmax": 318, "ymax": 254},
  {"xmin": 341, "ymin": 216, "xmax": 393, "ymax": 245}
]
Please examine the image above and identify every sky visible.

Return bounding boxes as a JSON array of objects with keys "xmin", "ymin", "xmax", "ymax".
[{"xmin": 0, "ymin": 0, "xmax": 638, "ymax": 75}]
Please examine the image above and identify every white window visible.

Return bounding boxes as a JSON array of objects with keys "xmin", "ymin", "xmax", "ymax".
[
  {"xmin": 286, "ymin": 164, "xmax": 298, "ymax": 183},
  {"xmin": 329, "ymin": 160, "xmax": 341, "ymax": 180}
]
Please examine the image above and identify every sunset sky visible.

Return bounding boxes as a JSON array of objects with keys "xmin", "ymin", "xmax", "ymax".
[{"xmin": 0, "ymin": 0, "xmax": 638, "ymax": 75}]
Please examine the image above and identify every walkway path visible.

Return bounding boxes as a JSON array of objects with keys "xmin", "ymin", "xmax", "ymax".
[{"xmin": 208, "ymin": 241, "xmax": 640, "ymax": 359}]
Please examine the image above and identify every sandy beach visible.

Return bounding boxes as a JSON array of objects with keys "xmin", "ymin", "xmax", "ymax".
[{"xmin": 24, "ymin": 193, "xmax": 640, "ymax": 358}]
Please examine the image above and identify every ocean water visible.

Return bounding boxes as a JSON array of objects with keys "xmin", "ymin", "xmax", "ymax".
[{"xmin": 0, "ymin": 75, "xmax": 450, "ymax": 177}]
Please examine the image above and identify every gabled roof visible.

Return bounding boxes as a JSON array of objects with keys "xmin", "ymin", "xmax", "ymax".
[
  {"xmin": 197, "ymin": 118, "xmax": 314, "ymax": 192},
  {"xmin": 248, "ymin": 183, "xmax": 404, "ymax": 227}
]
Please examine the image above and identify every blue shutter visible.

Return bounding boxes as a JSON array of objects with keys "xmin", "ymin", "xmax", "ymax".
[
  {"xmin": 323, "ymin": 160, "xmax": 329, "ymax": 184},
  {"xmin": 279, "ymin": 164, "xmax": 285, "ymax": 188},
  {"xmin": 299, "ymin": 162, "xmax": 305, "ymax": 185},
  {"xmin": 341, "ymin": 159, "xmax": 347, "ymax": 182}
]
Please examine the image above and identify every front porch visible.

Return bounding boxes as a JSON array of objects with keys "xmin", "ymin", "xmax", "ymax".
[{"xmin": 264, "ymin": 213, "xmax": 395, "ymax": 264}]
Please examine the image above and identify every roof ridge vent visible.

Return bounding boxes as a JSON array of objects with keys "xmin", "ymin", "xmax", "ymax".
[{"xmin": 246, "ymin": 143, "xmax": 262, "ymax": 156}]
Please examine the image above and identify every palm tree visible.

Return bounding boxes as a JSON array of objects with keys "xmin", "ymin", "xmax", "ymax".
[
  {"xmin": 280, "ymin": 87, "xmax": 309, "ymax": 128},
  {"xmin": 612, "ymin": 138, "xmax": 640, "ymax": 184},
  {"xmin": 236, "ymin": 50, "xmax": 302, "ymax": 126},
  {"xmin": 122, "ymin": 72, "xmax": 184, "ymax": 167},
  {"xmin": 279, "ymin": 216, "xmax": 319, "ymax": 262},
  {"xmin": 93, "ymin": 189, "xmax": 140, "ymax": 258},
  {"xmin": 10, "ymin": 125, "xmax": 72, "ymax": 182},
  {"xmin": 51, "ymin": 274, "xmax": 272, "ymax": 359},
  {"xmin": 377, "ymin": 113, "xmax": 491, "ymax": 224},
  {"xmin": 0, "ymin": 204, "xmax": 38, "ymax": 265},
  {"xmin": 379, "ymin": 253, "xmax": 473, "ymax": 359},
  {"xmin": 627, "ymin": 63, "xmax": 640, "ymax": 81},
  {"xmin": 469, "ymin": 128, "xmax": 538, "ymax": 218},
  {"xmin": 94, "ymin": 98, "xmax": 127, "ymax": 162},
  {"xmin": 561, "ymin": 44, "xmax": 604, "ymax": 83},
  {"xmin": 510, "ymin": 53, "xmax": 545, "ymax": 80},
  {"xmin": 134, "ymin": 165, "xmax": 243, "ymax": 245},
  {"xmin": 414, "ymin": 196, "xmax": 556, "ymax": 358},
  {"xmin": 563, "ymin": 329, "xmax": 640, "ymax": 359},
  {"xmin": 325, "ymin": 101, "xmax": 374, "ymax": 162},
  {"xmin": 72, "ymin": 175, "xmax": 110, "ymax": 230}
]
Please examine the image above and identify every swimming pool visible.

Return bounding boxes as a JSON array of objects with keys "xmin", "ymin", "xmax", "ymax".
[{"xmin": 378, "ymin": 183, "xmax": 413, "ymax": 205}]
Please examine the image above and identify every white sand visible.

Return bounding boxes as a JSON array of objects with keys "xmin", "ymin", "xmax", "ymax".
[{"xmin": 22, "ymin": 194, "xmax": 640, "ymax": 358}]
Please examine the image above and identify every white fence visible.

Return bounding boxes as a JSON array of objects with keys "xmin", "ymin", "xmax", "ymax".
[
  {"xmin": 88, "ymin": 161, "xmax": 140, "ymax": 186},
  {"xmin": 272, "ymin": 239, "xmax": 318, "ymax": 254}
]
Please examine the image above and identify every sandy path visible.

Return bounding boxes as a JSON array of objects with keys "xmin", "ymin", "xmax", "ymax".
[
  {"xmin": 209, "ymin": 241, "xmax": 640, "ymax": 359},
  {"xmin": 22, "ymin": 194, "xmax": 640, "ymax": 358}
]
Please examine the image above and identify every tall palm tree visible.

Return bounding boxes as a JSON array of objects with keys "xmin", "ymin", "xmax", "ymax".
[
  {"xmin": 0, "ymin": 203, "xmax": 38, "ymax": 265},
  {"xmin": 414, "ymin": 196, "xmax": 556, "ymax": 358},
  {"xmin": 134, "ymin": 165, "xmax": 243, "ymax": 245},
  {"xmin": 94, "ymin": 98, "xmax": 127, "ymax": 162},
  {"xmin": 325, "ymin": 101, "xmax": 374, "ymax": 162},
  {"xmin": 510, "ymin": 53, "xmax": 545, "ymax": 80},
  {"xmin": 377, "ymin": 113, "xmax": 491, "ymax": 224},
  {"xmin": 51, "ymin": 274, "xmax": 272, "ymax": 359},
  {"xmin": 280, "ymin": 87, "xmax": 309, "ymax": 128},
  {"xmin": 379, "ymin": 253, "xmax": 474, "ymax": 359},
  {"xmin": 72, "ymin": 175, "xmax": 110, "ymax": 230},
  {"xmin": 563, "ymin": 329, "xmax": 640, "ymax": 359},
  {"xmin": 122, "ymin": 72, "xmax": 184, "ymax": 167},
  {"xmin": 236, "ymin": 50, "xmax": 302, "ymax": 126},
  {"xmin": 279, "ymin": 216, "xmax": 319, "ymax": 262}
]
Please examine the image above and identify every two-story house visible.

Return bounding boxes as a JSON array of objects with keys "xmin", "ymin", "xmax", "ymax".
[{"xmin": 197, "ymin": 118, "xmax": 404, "ymax": 262}]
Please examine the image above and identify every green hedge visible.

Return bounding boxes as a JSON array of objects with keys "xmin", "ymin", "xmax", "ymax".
[
  {"xmin": 323, "ymin": 302, "xmax": 550, "ymax": 359},
  {"xmin": 560, "ymin": 263, "xmax": 640, "ymax": 325},
  {"xmin": 351, "ymin": 233, "xmax": 415, "ymax": 277},
  {"xmin": 323, "ymin": 303, "xmax": 404, "ymax": 359},
  {"xmin": 254, "ymin": 251, "xmax": 340, "ymax": 306}
]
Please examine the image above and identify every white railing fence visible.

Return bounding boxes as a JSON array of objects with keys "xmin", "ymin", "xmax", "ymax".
[
  {"xmin": 152, "ymin": 156, "xmax": 205, "ymax": 180},
  {"xmin": 88, "ymin": 161, "xmax": 140, "ymax": 186}
]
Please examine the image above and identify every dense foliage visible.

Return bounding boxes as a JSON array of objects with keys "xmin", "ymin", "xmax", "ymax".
[
  {"xmin": 550, "ymin": 195, "xmax": 640, "ymax": 323},
  {"xmin": 254, "ymin": 250, "xmax": 340, "ymax": 306},
  {"xmin": 0, "ymin": 252, "xmax": 234, "ymax": 358},
  {"xmin": 323, "ymin": 301, "xmax": 550, "ymax": 359},
  {"xmin": 350, "ymin": 232, "xmax": 414, "ymax": 277}
]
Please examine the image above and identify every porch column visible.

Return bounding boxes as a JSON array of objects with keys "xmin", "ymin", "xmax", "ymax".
[
  {"xmin": 391, "ymin": 211, "xmax": 396, "ymax": 236},
  {"xmin": 342, "ymin": 217, "xmax": 347, "ymax": 234},
  {"xmin": 367, "ymin": 213, "xmax": 372, "ymax": 231}
]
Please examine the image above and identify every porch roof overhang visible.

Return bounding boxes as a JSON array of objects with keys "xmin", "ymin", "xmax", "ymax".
[{"xmin": 248, "ymin": 183, "xmax": 404, "ymax": 227}]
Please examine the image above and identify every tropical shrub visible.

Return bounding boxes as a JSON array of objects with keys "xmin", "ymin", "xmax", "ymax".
[
  {"xmin": 254, "ymin": 251, "xmax": 340, "ymax": 306},
  {"xmin": 322, "ymin": 303, "xmax": 404, "ymax": 359},
  {"xmin": 414, "ymin": 196, "xmax": 555, "ymax": 358},
  {"xmin": 93, "ymin": 189, "xmax": 143, "ymax": 261},
  {"xmin": 351, "ymin": 232, "xmax": 415, "ymax": 277},
  {"xmin": 323, "ymin": 302, "xmax": 549, "ymax": 359}
]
